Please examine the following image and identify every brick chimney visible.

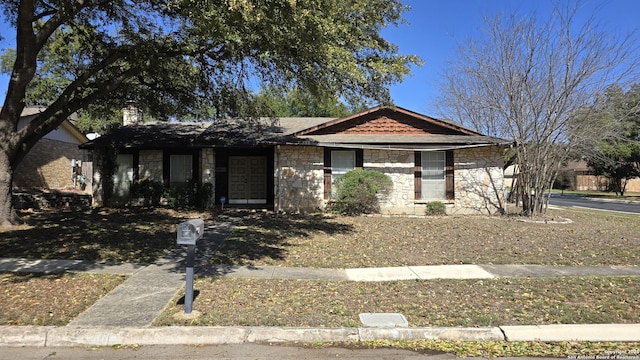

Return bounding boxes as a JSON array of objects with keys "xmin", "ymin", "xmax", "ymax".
[{"xmin": 123, "ymin": 104, "xmax": 142, "ymax": 126}]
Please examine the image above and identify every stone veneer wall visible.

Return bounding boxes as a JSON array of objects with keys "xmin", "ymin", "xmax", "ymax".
[
  {"xmin": 138, "ymin": 150, "xmax": 163, "ymax": 181},
  {"xmin": 200, "ymin": 148, "xmax": 215, "ymax": 185},
  {"xmin": 363, "ymin": 149, "xmax": 415, "ymax": 211},
  {"xmin": 274, "ymin": 145, "xmax": 505, "ymax": 215},
  {"xmin": 200, "ymin": 148, "xmax": 215, "ymax": 208},
  {"xmin": 451, "ymin": 146, "xmax": 505, "ymax": 214},
  {"xmin": 275, "ymin": 145, "xmax": 324, "ymax": 212}
]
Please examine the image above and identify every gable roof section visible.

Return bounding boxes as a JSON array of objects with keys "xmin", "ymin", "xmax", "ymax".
[
  {"xmin": 293, "ymin": 106, "xmax": 482, "ymax": 137},
  {"xmin": 289, "ymin": 106, "xmax": 509, "ymax": 150}
]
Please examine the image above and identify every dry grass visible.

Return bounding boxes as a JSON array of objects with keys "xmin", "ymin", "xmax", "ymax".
[
  {"xmin": 0, "ymin": 272, "xmax": 126, "ymax": 325},
  {"xmin": 0, "ymin": 207, "xmax": 214, "ymax": 263},
  {"xmin": 208, "ymin": 208, "xmax": 640, "ymax": 268},
  {"xmin": 156, "ymin": 276, "xmax": 639, "ymax": 328}
]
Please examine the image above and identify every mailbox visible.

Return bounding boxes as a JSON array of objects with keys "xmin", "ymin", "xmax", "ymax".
[{"xmin": 176, "ymin": 219, "xmax": 204, "ymax": 245}]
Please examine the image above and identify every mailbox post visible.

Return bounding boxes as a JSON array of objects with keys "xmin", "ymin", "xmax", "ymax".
[{"xmin": 176, "ymin": 219, "xmax": 204, "ymax": 314}]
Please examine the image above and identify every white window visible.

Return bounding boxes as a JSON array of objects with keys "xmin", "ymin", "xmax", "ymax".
[
  {"xmin": 170, "ymin": 154, "xmax": 192, "ymax": 188},
  {"xmin": 421, "ymin": 151, "xmax": 446, "ymax": 200},
  {"xmin": 331, "ymin": 150, "xmax": 355, "ymax": 183}
]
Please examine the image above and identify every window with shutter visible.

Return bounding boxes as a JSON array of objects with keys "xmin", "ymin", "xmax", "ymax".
[{"xmin": 421, "ymin": 151, "xmax": 446, "ymax": 200}]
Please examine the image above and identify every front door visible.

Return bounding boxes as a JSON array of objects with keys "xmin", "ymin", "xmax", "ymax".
[{"xmin": 229, "ymin": 156, "xmax": 267, "ymax": 204}]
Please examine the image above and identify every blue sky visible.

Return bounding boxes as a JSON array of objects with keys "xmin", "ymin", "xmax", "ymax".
[
  {"xmin": 382, "ymin": 0, "xmax": 640, "ymax": 116},
  {"xmin": 1, "ymin": 0, "xmax": 638, "ymax": 118}
]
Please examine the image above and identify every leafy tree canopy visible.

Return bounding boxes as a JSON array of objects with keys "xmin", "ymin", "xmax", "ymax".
[
  {"xmin": 585, "ymin": 84, "xmax": 640, "ymax": 195},
  {"xmin": 1, "ymin": 0, "xmax": 419, "ymax": 122},
  {"xmin": 253, "ymin": 86, "xmax": 364, "ymax": 118},
  {"xmin": 0, "ymin": 0, "xmax": 420, "ymax": 226}
]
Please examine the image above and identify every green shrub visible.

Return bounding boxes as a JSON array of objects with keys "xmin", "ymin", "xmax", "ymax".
[
  {"xmin": 166, "ymin": 181, "xmax": 214, "ymax": 209},
  {"xmin": 167, "ymin": 182, "xmax": 195, "ymax": 209},
  {"xmin": 131, "ymin": 179, "xmax": 165, "ymax": 206},
  {"xmin": 424, "ymin": 201, "xmax": 446, "ymax": 216},
  {"xmin": 195, "ymin": 182, "xmax": 214, "ymax": 209},
  {"xmin": 328, "ymin": 169, "xmax": 392, "ymax": 216}
]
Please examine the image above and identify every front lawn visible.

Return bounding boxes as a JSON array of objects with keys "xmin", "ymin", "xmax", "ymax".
[
  {"xmin": 156, "ymin": 276, "xmax": 639, "ymax": 327},
  {"xmin": 2, "ymin": 207, "xmax": 638, "ymax": 267},
  {"xmin": 0, "ymin": 207, "xmax": 214, "ymax": 264},
  {"xmin": 0, "ymin": 272, "xmax": 126, "ymax": 326},
  {"xmin": 208, "ymin": 208, "xmax": 640, "ymax": 268}
]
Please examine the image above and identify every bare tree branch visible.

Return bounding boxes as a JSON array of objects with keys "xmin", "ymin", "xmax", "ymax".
[{"xmin": 437, "ymin": 0, "xmax": 638, "ymax": 215}]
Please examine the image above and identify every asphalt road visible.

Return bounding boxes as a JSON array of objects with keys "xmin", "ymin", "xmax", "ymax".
[
  {"xmin": 548, "ymin": 194, "xmax": 640, "ymax": 214},
  {"xmin": 0, "ymin": 344, "xmax": 465, "ymax": 360}
]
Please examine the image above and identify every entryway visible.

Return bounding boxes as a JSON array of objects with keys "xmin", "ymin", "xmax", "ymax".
[{"xmin": 228, "ymin": 156, "xmax": 267, "ymax": 204}]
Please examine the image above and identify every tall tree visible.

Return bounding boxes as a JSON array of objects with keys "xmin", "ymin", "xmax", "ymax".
[
  {"xmin": 0, "ymin": 0, "xmax": 419, "ymax": 227},
  {"xmin": 586, "ymin": 84, "xmax": 640, "ymax": 195},
  {"xmin": 437, "ymin": 1, "xmax": 638, "ymax": 216}
]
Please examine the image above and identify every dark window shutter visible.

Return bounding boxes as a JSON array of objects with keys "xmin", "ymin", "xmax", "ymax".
[
  {"xmin": 445, "ymin": 150, "xmax": 454, "ymax": 200},
  {"xmin": 192, "ymin": 150, "xmax": 200, "ymax": 185},
  {"xmin": 132, "ymin": 151, "xmax": 139, "ymax": 183},
  {"xmin": 324, "ymin": 148, "xmax": 332, "ymax": 200},
  {"xmin": 162, "ymin": 152, "xmax": 170, "ymax": 187},
  {"xmin": 356, "ymin": 149, "xmax": 363, "ymax": 169},
  {"xmin": 414, "ymin": 151, "xmax": 422, "ymax": 200}
]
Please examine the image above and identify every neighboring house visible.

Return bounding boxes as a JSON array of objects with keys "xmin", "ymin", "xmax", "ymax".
[
  {"xmin": 80, "ymin": 106, "xmax": 511, "ymax": 214},
  {"xmin": 559, "ymin": 160, "xmax": 640, "ymax": 193},
  {"xmin": 13, "ymin": 107, "xmax": 91, "ymax": 191}
]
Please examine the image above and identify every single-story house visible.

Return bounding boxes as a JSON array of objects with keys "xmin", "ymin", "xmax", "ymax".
[
  {"xmin": 80, "ymin": 106, "xmax": 511, "ymax": 214},
  {"xmin": 13, "ymin": 107, "xmax": 91, "ymax": 191}
]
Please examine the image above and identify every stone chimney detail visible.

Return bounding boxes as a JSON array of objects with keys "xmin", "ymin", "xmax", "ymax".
[{"xmin": 123, "ymin": 104, "xmax": 142, "ymax": 126}]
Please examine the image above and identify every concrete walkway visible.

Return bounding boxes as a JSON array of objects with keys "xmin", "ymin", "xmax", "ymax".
[{"xmin": 1, "ymin": 213, "xmax": 640, "ymax": 345}]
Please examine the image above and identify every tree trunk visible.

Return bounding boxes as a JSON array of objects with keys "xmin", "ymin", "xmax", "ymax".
[{"xmin": 0, "ymin": 148, "xmax": 20, "ymax": 228}]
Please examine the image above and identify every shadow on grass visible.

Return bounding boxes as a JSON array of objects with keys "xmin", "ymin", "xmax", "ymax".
[
  {"xmin": 0, "ymin": 272, "xmax": 65, "ymax": 283},
  {"xmin": 0, "ymin": 207, "xmax": 208, "ymax": 264},
  {"xmin": 208, "ymin": 212, "xmax": 354, "ymax": 266}
]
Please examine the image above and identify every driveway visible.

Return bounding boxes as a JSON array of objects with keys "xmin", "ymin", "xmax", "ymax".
[{"xmin": 548, "ymin": 194, "xmax": 640, "ymax": 214}]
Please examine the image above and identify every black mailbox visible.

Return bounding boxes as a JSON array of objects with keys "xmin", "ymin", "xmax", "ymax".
[{"xmin": 176, "ymin": 219, "xmax": 204, "ymax": 245}]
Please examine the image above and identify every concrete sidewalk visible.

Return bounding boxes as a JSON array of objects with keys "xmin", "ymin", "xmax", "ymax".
[{"xmin": 3, "ymin": 258, "xmax": 639, "ymax": 281}]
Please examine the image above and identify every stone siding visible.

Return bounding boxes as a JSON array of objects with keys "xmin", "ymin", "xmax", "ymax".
[
  {"xmin": 363, "ymin": 149, "xmax": 415, "ymax": 210},
  {"xmin": 14, "ymin": 138, "xmax": 89, "ymax": 190},
  {"xmin": 274, "ymin": 145, "xmax": 505, "ymax": 215},
  {"xmin": 200, "ymin": 148, "xmax": 215, "ymax": 185},
  {"xmin": 138, "ymin": 150, "xmax": 163, "ymax": 182},
  {"xmin": 451, "ymin": 146, "xmax": 504, "ymax": 214},
  {"xmin": 275, "ymin": 146, "xmax": 324, "ymax": 212},
  {"xmin": 200, "ymin": 148, "xmax": 215, "ymax": 208}
]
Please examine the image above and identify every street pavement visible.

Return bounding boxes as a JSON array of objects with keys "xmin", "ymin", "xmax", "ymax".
[
  {"xmin": 549, "ymin": 193, "xmax": 640, "ymax": 214},
  {"xmin": 1, "ymin": 213, "xmax": 639, "ymax": 348},
  {"xmin": 0, "ymin": 343, "xmax": 492, "ymax": 360}
]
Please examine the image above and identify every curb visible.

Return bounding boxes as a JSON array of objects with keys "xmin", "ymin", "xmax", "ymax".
[
  {"xmin": 0, "ymin": 326, "xmax": 502, "ymax": 347},
  {"xmin": 2, "ymin": 324, "xmax": 639, "ymax": 347},
  {"xmin": 501, "ymin": 324, "xmax": 640, "ymax": 342}
]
